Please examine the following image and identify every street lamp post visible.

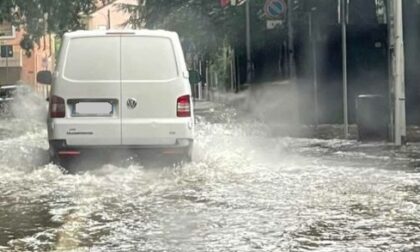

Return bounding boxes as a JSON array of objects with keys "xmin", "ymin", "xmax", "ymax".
[{"xmin": 390, "ymin": 0, "xmax": 406, "ymax": 145}]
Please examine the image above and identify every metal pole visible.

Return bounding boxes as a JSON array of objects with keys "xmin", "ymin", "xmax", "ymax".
[
  {"xmin": 107, "ymin": 9, "xmax": 111, "ymax": 29},
  {"xmin": 245, "ymin": 0, "xmax": 252, "ymax": 83},
  {"xmin": 137, "ymin": 0, "xmax": 142, "ymax": 29},
  {"xmin": 393, "ymin": 0, "xmax": 406, "ymax": 145},
  {"xmin": 5, "ymin": 46, "xmax": 9, "ymax": 84},
  {"xmin": 198, "ymin": 60, "xmax": 202, "ymax": 99},
  {"xmin": 341, "ymin": 0, "xmax": 349, "ymax": 138},
  {"xmin": 309, "ymin": 11, "xmax": 319, "ymax": 126},
  {"xmin": 287, "ymin": 0, "xmax": 296, "ymax": 81},
  {"xmin": 236, "ymin": 53, "xmax": 241, "ymax": 92},
  {"xmin": 387, "ymin": 0, "xmax": 395, "ymax": 142},
  {"xmin": 205, "ymin": 62, "xmax": 210, "ymax": 100},
  {"xmin": 44, "ymin": 12, "xmax": 49, "ymax": 97},
  {"xmin": 231, "ymin": 49, "xmax": 235, "ymax": 92}
]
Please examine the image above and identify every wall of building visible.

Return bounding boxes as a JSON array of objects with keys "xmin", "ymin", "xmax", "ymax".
[
  {"xmin": 0, "ymin": 23, "xmax": 23, "ymax": 86},
  {"xmin": 88, "ymin": 0, "xmax": 138, "ymax": 30},
  {"xmin": 0, "ymin": 23, "xmax": 54, "ymax": 96},
  {"xmin": 0, "ymin": 67, "xmax": 21, "ymax": 85}
]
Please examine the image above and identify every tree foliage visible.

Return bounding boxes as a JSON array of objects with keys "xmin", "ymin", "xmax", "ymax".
[
  {"xmin": 0, "ymin": 0, "xmax": 390, "ymax": 62},
  {"xmin": 122, "ymin": 0, "xmax": 271, "ymax": 61},
  {"xmin": 0, "ymin": 0, "xmax": 98, "ymax": 49}
]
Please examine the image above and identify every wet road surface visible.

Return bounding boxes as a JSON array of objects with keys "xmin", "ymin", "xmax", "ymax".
[{"xmin": 1, "ymin": 99, "xmax": 420, "ymax": 251}]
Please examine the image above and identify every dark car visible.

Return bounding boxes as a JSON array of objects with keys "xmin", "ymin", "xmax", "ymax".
[
  {"xmin": 0, "ymin": 84, "xmax": 33, "ymax": 115},
  {"xmin": 0, "ymin": 84, "xmax": 17, "ymax": 100},
  {"xmin": 0, "ymin": 85, "xmax": 17, "ymax": 113}
]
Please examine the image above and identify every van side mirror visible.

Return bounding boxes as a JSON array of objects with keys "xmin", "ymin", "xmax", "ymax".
[
  {"xmin": 188, "ymin": 70, "xmax": 201, "ymax": 85},
  {"xmin": 37, "ymin": 71, "xmax": 52, "ymax": 85}
]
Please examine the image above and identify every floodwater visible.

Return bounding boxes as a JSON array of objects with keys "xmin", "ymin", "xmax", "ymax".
[{"xmin": 0, "ymin": 95, "xmax": 420, "ymax": 252}]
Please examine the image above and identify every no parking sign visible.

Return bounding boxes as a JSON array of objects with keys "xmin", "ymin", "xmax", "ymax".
[{"xmin": 264, "ymin": 0, "xmax": 287, "ymax": 19}]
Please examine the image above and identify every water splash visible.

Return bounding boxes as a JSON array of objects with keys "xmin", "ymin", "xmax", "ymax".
[{"xmin": 0, "ymin": 103, "xmax": 419, "ymax": 251}]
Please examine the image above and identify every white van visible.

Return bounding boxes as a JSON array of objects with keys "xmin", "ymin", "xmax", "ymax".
[{"xmin": 37, "ymin": 30, "xmax": 198, "ymax": 167}]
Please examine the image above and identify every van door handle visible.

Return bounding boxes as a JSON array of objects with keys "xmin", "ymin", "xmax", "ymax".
[{"xmin": 126, "ymin": 98, "xmax": 138, "ymax": 109}]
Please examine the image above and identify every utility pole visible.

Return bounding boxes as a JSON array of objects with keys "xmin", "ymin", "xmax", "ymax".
[
  {"xmin": 389, "ymin": 0, "xmax": 406, "ymax": 145},
  {"xmin": 245, "ymin": 0, "xmax": 252, "ymax": 83},
  {"xmin": 339, "ymin": 0, "xmax": 349, "ymax": 138}
]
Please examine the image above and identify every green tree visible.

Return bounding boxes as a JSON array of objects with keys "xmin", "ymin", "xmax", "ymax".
[
  {"xmin": 122, "ymin": 0, "xmax": 242, "ymax": 56},
  {"xmin": 0, "ymin": 0, "xmax": 97, "ymax": 52}
]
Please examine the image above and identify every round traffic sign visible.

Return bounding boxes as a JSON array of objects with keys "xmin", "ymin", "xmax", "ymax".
[{"xmin": 264, "ymin": 0, "xmax": 287, "ymax": 19}]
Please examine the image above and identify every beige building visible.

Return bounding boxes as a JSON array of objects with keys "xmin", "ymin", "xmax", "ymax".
[
  {"xmin": 0, "ymin": 22, "xmax": 54, "ymax": 96},
  {"xmin": 0, "ymin": 0, "xmax": 138, "ymax": 94},
  {"xmin": 87, "ymin": 0, "xmax": 139, "ymax": 30}
]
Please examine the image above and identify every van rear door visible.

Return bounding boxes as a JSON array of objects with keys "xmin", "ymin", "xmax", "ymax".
[
  {"xmin": 120, "ymin": 35, "xmax": 187, "ymax": 146},
  {"xmin": 58, "ymin": 35, "xmax": 122, "ymax": 146}
]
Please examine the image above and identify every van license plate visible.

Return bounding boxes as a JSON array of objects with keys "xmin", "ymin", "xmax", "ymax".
[{"xmin": 73, "ymin": 102, "xmax": 113, "ymax": 116}]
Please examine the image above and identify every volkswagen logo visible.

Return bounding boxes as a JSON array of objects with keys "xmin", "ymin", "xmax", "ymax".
[{"xmin": 127, "ymin": 98, "xmax": 138, "ymax": 109}]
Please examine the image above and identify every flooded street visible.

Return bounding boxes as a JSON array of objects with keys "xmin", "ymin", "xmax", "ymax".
[{"xmin": 1, "ymin": 104, "xmax": 420, "ymax": 252}]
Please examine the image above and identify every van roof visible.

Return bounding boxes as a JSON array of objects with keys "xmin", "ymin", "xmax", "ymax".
[{"xmin": 64, "ymin": 29, "xmax": 178, "ymax": 39}]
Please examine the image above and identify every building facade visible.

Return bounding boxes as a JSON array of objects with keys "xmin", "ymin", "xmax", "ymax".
[
  {"xmin": 0, "ymin": 22, "xmax": 54, "ymax": 96},
  {"xmin": 88, "ymin": 0, "xmax": 139, "ymax": 30},
  {"xmin": 0, "ymin": 0, "xmax": 138, "ymax": 96}
]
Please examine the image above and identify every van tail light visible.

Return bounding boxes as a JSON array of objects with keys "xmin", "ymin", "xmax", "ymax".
[
  {"xmin": 177, "ymin": 95, "xmax": 191, "ymax": 117},
  {"xmin": 50, "ymin": 95, "xmax": 66, "ymax": 118}
]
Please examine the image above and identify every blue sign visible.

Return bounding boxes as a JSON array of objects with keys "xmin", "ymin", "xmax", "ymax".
[{"xmin": 264, "ymin": 0, "xmax": 287, "ymax": 19}]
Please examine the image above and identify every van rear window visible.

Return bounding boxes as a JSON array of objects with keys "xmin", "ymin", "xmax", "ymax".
[
  {"xmin": 64, "ymin": 37, "xmax": 120, "ymax": 81},
  {"xmin": 121, "ymin": 36, "xmax": 178, "ymax": 81},
  {"xmin": 63, "ymin": 36, "xmax": 178, "ymax": 82}
]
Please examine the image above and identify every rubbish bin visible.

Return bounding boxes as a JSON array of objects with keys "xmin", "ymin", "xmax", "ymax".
[{"xmin": 356, "ymin": 94, "xmax": 389, "ymax": 141}]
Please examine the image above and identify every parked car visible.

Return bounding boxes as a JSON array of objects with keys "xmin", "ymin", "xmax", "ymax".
[
  {"xmin": 37, "ymin": 30, "xmax": 200, "ymax": 169},
  {"xmin": 0, "ymin": 84, "xmax": 37, "ymax": 116},
  {"xmin": 0, "ymin": 84, "xmax": 16, "ymax": 102},
  {"xmin": 0, "ymin": 85, "xmax": 16, "ymax": 115}
]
